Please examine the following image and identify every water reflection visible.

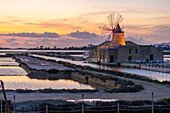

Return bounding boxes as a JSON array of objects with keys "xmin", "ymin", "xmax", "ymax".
[
  {"xmin": 109, "ymin": 67, "xmax": 170, "ymax": 82},
  {"xmin": 0, "ymin": 66, "xmax": 27, "ymax": 76},
  {"xmin": 30, "ymin": 54, "xmax": 99, "ymax": 68},
  {"xmin": 31, "ymin": 54, "xmax": 170, "ymax": 82},
  {"xmin": 0, "ymin": 57, "xmax": 19, "ymax": 66},
  {"xmin": 0, "ymin": 57, "xmax": 93, "ymax": 90},
  {"xmin": 0, "ymin": 76, "xmax": 94, "ymax": 90}
]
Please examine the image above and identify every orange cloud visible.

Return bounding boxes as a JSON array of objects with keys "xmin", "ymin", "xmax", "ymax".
[{"xmin": 0, "ymin": 16, "xmax": 102, "ymax": 34}]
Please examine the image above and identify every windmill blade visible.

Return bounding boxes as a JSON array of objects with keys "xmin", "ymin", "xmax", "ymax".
[
  {"xmin": 110, "ymin": 13, "xmax": 114, "ymax": 29},
  {"xmin": 114, "ymin": 14, "xmax": 120, "ymax": 29},
  {"xmin": 114, "ymin": 13, "xmax": 120, "ymax": 26},
  {"xmin": 100, "ymin": 12, "xmax": 123, "ymax": 41},
  {"xmin": 118, "ymin": 17, "xmax": 124, "ymax": 24},
  {"xmin": 100, "ymin": 25, "xmax": 112, "ymax": 37},
  {"xmin": 114, "ymin": 15, "xmax": 123, "ymax": 29},
  {"xmin": 117, "ymin": 15, "xmax": 123, "ymax": 24},
  {"xmin": 111, "ymin": 13, "xmax": 115, "ymax": 28},
  {"xmin": 110, "ymin": 14, "xmax": 113, "ymax": 29},
  {"xmin": 114, "ymin": 14, "xmax": 121, "ymax": 29},
  {"xmin": 101, "ymin": 28, "xmax": 111, "ymax": 34},
  {"xmin": 107, "ymin": 15, "xmax": 113, "ymax": 29},
  {"xmin": 99, "ymin": 26, "xmax": 113, "ymax": 31}
]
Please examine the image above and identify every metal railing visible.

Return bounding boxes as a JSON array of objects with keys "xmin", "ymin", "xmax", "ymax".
[{"xmin": 10, "ymin": 104, "xmax": 170, "ymax": 113}]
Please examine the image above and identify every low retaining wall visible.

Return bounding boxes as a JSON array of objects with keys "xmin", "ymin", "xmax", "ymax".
[
  {"xmin": 28, "ymin": 70, "xmax": 71, "ymax": 80},
  {"xmin": 13, "ymin": 56, "xmax": 71, "ymax": 80},
  {"xmin": 71, "ymin": 71, "xmax": 121, "ymax": 89}
]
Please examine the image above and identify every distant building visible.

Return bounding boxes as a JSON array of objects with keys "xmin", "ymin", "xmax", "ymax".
[
  {"xmin": 90, "ymin": 41, "xmax": 163, "ymax": 64},
  {"xmin": 90, "ymin": 13, "xmax": 163, "ymax": 64},
  {"xmin": 90, "ymin": 21, "xmax": 163, "ymax": 63}
]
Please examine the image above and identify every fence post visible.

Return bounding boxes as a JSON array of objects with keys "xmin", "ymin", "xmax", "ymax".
[
  {"xmin": 152, "ymin": 92, "xmax": 154, "ymax": 113},
  {"xmin": 117, "ymin": 103, "xmax": 119, "ymax": 113},
  {"xmin": 82, "ymin": 94, "xmax": 84, "ymax": 113},
  {"xmin": 13, "ymin": 95, "xmax": 16, "ymax": 113},
  {"xmin": 46, "ymin": 105, "xmax": 48, "ymax": 113},
  {"xmin": 1, "ymin": 93, "xmax": 2, "ymax": 113}
]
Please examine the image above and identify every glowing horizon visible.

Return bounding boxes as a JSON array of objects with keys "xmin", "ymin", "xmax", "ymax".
[{"xmin": 0, "ymin": 0, "xmax": 170, "ymax": 48}]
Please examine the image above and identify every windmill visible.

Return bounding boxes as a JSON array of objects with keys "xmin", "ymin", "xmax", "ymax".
[{"xmin": 99, "ymin": 13, "xmax": 125, "ymax": 48}]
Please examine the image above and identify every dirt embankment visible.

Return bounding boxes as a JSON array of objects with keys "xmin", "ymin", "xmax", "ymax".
[
  {"xmin": 13, "ymin": 55, "xmax": 71, "ymax": 79},
  {"xmin": 13, "ymin": 55, "xmax": 141, "ymax": 91}
]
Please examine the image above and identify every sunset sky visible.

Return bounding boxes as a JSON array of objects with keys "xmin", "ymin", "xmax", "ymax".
[{"xmin": 0, "ymin": 0, "xmax": 170, "ymax": 48}]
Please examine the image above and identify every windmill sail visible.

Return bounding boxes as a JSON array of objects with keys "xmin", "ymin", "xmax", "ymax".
[{"xmin": 100, "ymin": 13, "xmax": 126, "ymax": 48}]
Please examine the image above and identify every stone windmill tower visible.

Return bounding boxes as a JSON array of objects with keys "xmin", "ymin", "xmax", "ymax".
[{"xmin": 100, "ymin": 13, "xmax": 125, "ymax": 48}]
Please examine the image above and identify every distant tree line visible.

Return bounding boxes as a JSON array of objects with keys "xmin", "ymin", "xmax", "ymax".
[{"xmin": 28, "ymin": 44, "xmax": 95, "ymax": 50}]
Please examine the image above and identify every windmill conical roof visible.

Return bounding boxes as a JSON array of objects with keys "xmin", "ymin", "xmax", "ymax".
[{"xmin": 114, "ymin": 24, "xmax": 124, "ymax": 33}]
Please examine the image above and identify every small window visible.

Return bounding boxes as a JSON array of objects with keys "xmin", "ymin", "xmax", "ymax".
[
  {"xmin": 110, "ymin": 55, "xmax": 114, "ymax": 63},
  {"xmin": 128, "ymin": 56, "xmax": 132, "ymax": 61},
  {"xmin": 150, "ymin": 55, "xmax": 153, "ymax": 60},
  {"xmin": 135, "ymin": 49, "xmax": 138, "ymax": 53},
  {"xmin": 129, "ymin": 49, "xmax": 131, "ymax": 53}
]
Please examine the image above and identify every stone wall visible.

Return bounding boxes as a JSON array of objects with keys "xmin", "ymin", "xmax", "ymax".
[
  {"xmin": 71, "ymin": 72, "xmax": 121, "ymax": 89},
  {"xmin": 28, "ymin": 70, "xmax": 71, "ymax": 80}
]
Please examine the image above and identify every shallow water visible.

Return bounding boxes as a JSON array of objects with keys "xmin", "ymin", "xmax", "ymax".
[
  {"xmin": 0, "ymin": 66, "xmax": 27, "ymax": 76},
  {"xmin": 107, "ymin": 67, "xmax": 170, "ymax": 82},
  {"xmin": 0, "ymin": 76, "xmax": 94, "ymax": 90},
  {"xmin": 0, "ymin": 57, "xmax": 19, "ymax": 66},
  {"xmin": 0, "ymin": 57, "xmax": 93, "ymax": 90},
  {"xmin": 31, "ymin": 54, "xmax": 170, "ymax": 82}
]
